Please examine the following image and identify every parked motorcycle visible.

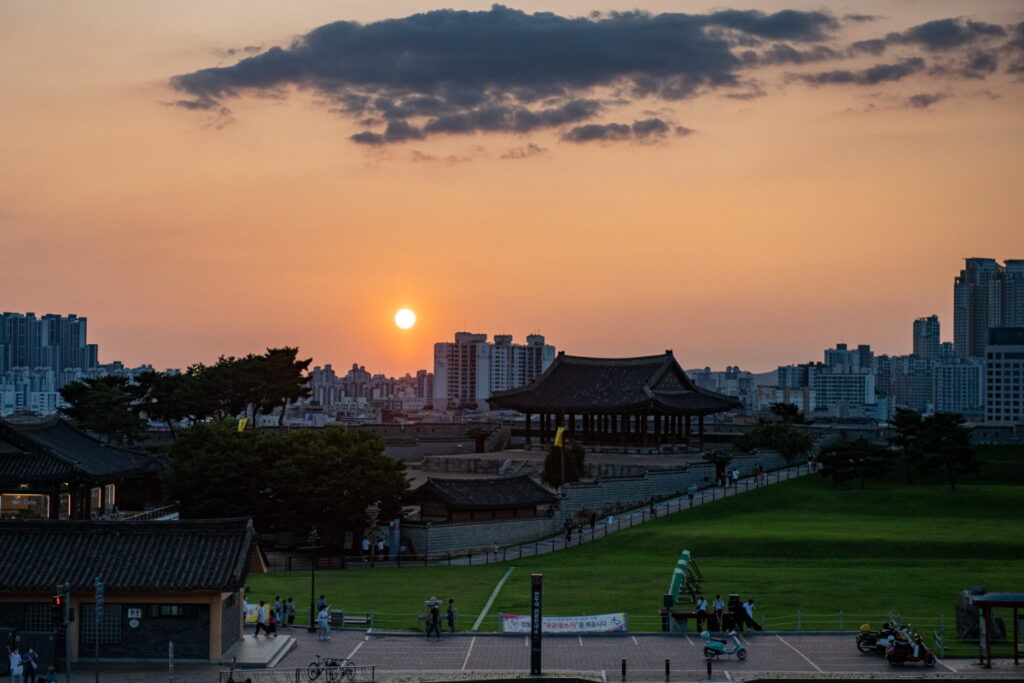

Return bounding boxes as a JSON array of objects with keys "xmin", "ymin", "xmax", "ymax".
[
  {"xmin": 885, "ymin": 628, "xmax": 936, "ymax": 667},
  {"xmin": 701, "ymin": 630, "xmax": 748, "ymax": 661},
  {"xmin": 856, "ymin": 622, "xmax": 901, "ymax": 656}
]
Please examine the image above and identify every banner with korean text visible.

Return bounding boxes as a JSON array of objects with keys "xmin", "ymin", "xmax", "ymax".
[{"xmin": 499, "ymin": 612, "xmax": 627, "ymax": 633}]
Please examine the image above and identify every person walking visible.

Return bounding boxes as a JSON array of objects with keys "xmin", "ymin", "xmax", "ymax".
[
  {"xmin": 8, "ymin": 646, "xmax": 23, "ymax": 683},
  {"xmin": 696, "ymin": 595, "xmax": 708, "ymax": 631},
  {"xmin": 426, "ymin": 599, "xmax": 442, "ymax": 639},
  {"xmin": 712, "ymin": 595, "xmax": 725, "ymax": 631},
  {"xmin": 446, "ymin": 598, "xmax": 457, "ymax": 632},
  {"xmin": 253, "ymin": 601, "xmax": 269, "ymax": 637},
  {"xmin": 361, "ymin": 537, "xmax": 370, "ymax": 560},
  {"xmin": 687, "ymin": 483, "xmax": 697, "ymax": 507},
  {"xmin": 317, "ymin": 595, "xmax": 328, "ymax": 612},
  {"xmin": 743, "ymin": 599, "xmax": 762, "ymax": 631},
  {"xmin": 589, "ymin": 512, "xmax": 596, "ymax": 535},
  {"xmin": 731, "ymin": 468, "xmax": 739, "ymax": 489},
  {"xmin": 285, "ymin": 597, "xmax": 296, "ymax": 627},
  {"xmin": 273, "ymin": 596, "xmax": 282, "ymax": 625},
  {"xmin": 317, "ymin": 603, "xmax": 331, "ymax": 641},
  {"xmin": 20, "ymin": 648, "xmax": 37, "ymax": 683}
]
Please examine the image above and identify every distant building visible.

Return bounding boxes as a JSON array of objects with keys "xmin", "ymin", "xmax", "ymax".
[
  {"xmin": 433, "ymin": 333, "xmax": 555, "ymax": 409},
  {"xmin": 933, "ymin": 357, "xmax": 984, "ymax": 418},
  {"xmin": 812, "ymin": 371, "xmax": 876, "ymax": 417},
  {"xmin": 913, "ymin": 315, "xmax": 942, "ymax": 359},
  {"xmin": 0, "ymin": 312, "xmax": 98, "ymax": 376},
  {"xmin": 954, "ymin": 258, "xmax": 1024, "ymax": 358},
  {"xmin": 824, "ymin": 343, "xmax": 874, "ymax": 373},
  {"xmin": 984, "ymin": 327, "xmax": 1024, "ymax": 425}
]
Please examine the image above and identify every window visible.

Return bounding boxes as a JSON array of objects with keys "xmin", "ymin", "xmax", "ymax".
[
  {"xmin": 23, "ymin": 603, "xmax": 52, "ymax": 631},
  {"xmin": 148, "ymin": 604, "xmax": 199, "ymax": 618},
  {"xmin": 80, "ymin": 604, "xmax": 122, "ymax": 644}
]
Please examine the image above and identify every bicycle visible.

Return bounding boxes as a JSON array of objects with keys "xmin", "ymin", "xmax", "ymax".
[{"xmin": 307, "ymin": 655, "xmax": 355, "ymax": 682}]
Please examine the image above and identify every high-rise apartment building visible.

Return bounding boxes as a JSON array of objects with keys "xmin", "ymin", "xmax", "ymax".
[
  {"xmin": 913, "ymin": 315, "xmax": 941, "ymax": 359},
  {"xmin": 984, "ymin": 327, "xmax": 1024, "ymax": 425},
  {"xmin": 954, "ymin": 258, "xmax": 1024, "ymax": 358},
  {"xmin": 433, "ymin": 333, "xmax": 555, "ymax": 409},
  {"xmin": 0, "ymin": 312, "xmax": 98, "ymax": 377},
  {"xmin": 933, "ymin": 358, "xmax": 984, "ymax": 417},
  {"xmin": 824, "ymin": 343, "xmax": 873, "ymax": 373}
]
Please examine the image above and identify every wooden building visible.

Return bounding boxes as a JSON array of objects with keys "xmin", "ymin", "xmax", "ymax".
[
  {"xmin": 0, "ymin": 517, "xmax": 260, "ymax": 663},
  {"xmin": 408, "ymin": 476, "xmax": 558, "ymax": 521},
  {"xmin": 488, "ymin": 350, "xmax": 740, "ymax": 449},
  {"xmin": 0, "ymin": 415, "xmax": 164, "ymax": 519}
]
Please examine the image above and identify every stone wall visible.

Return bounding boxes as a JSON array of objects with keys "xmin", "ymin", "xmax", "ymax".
[{"xmin": 402, "ymin": 449, "xmax": 794, "ymax": 555}]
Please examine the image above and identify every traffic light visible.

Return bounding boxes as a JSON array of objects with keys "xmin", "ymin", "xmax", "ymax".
[{"xmin": 52, "ymin": 594, "xmax": 64, "ymax": 626}]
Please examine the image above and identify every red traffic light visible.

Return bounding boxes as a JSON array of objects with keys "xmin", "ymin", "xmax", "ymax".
[{"xmin": 53, "ymin": 595, "xmax": 63, "ymax": 606}]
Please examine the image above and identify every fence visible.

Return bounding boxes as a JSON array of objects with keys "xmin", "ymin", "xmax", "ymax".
[
  {"xmin": 219, "ymin": 665, "xmax": 374, "ymax": 683},
  {"xmin": 265, "ymin": 463, "xmax": 814, "ymax": 572}
]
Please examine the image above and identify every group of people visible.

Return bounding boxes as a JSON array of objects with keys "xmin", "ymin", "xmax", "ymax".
[
  {"xmin": 251, "ymin": 596, "xmax": 297, "ymax": 637},
  {"xmin": 694, "ymin": 594, "xmax": 762, "ymax": 632},
  {"xmin": 562, "ymin": 520, "xmax": 585, "ymax": 544},
  {"xmin": 6, "ymin": 646, "xmax": 55, "ymax": 683},
  {"xmin": 424, "ymin": 597, "xmax": 456, "ymax": 639},
  {"xmin": 315, "ymin": 595, "xmax": 331, "ymax": 641}
]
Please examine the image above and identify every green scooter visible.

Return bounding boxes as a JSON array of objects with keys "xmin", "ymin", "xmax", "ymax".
[{"xmin": 701, "ymin": 630, "xmax": 748, "ymax": 660}]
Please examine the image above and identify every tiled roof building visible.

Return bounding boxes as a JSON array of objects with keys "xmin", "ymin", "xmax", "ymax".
[{"xmin": 408, "ymin": 476, "xmax": 558, "ymax": 521}]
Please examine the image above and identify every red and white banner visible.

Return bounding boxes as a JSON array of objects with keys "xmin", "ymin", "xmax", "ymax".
[{"xmin": 499, "ymin": 612, "xmax": 627, "ymax": 633}]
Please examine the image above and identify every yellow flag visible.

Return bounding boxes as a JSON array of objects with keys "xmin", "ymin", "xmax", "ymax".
[
  {"xmin": 237, "ymin": 417, "xmax": 249, "ymax": 432},
  {"xmin": 554, "ymin": 426, "xmax": 566, "ymax": 448}
]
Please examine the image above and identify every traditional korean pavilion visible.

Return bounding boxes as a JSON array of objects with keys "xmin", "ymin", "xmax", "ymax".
[
  {"xmin": 0, "ymin": 415, "xmax": 164, "ymax": 519},
  {"xmin": 408, "ymin": 476, "xmax": 559, "ymax": 521},
  {"xmin": 488, "ymin": 351, "xmax": 740, "ymax": 449}
]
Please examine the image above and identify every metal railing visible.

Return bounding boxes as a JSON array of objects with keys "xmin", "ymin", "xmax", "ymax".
[{"xmin": 219, "ymin": 665, "xmax": 374, "ymax": 683}]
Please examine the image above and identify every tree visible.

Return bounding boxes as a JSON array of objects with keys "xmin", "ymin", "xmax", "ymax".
[
  {"xmin": 541, "ymin": 443, "xmax": 586, "ymax": 488},
  {"xmin": 60, "ymin": 376, "xmax": 146, "ymax": 445},
  {"xmin": 258, "ymin": 347, "xmax": 312, "ymax": 427},
  {"xmin": 889, "ymin": 408, "xmax": 923, "ymax": 485},
  {"xmin": 769, "ymin": 402, "xmax": 804, "ymax": 424},
  {"xmin": 818, "ymin": 438, "xmax": 893, "ymax": 488},
  {"xmin": 134, "ymin": 371, "xmax": 194, "ymax": 439},
  {"xmin": 917, "ymin": 412, "xmax": 978, "ymax": 491},
  {"xmin": 162, "ymin": 423, "xmax": 409, "ymax": 538},
  {"xmin": 734, "ymin": 420, "xmax": 813, "ymax": 462}
]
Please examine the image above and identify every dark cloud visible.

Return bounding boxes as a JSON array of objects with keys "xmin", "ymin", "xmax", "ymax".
[
  {"xmin": 962, "ymin": 50, "xmax": 999, "ymax": 78},
  {"xmin": 849, "ymin": 39, "xmax": 888, "ymax": 55},
  {"xmin": 793, "ymin": 57, "xmax": 925, "ymax": 85},
  {"xmin": 741, "ymin": 43, "xmax": 840, "ymax": 66},
  {"xmin": 844, "ymin": 14, "xmax": 880, "ymax": 24},
  {"xmin": 411, "ymin": 150, "xmax": 472, "ymax": 163},
  {"xmin": 562, "ymin": 118, "xmax": 680, "ymax": 143},
  {"xmin": 501, "ymin": 143, "xmax": 547, "ymax": 159},
  {"xmin": 886, "ymin": 18, "xmax": 1005, "ymax": 51},
  {"xmin": 171, "ymin": 5, "xmax": 844, "ymax": 145},
  {"xmin": 908, "ymin": 92, "xmax": 949, "ymax": 108}
]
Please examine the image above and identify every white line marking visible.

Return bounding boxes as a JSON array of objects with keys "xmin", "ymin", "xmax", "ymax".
[
  {"xmin": 461, "ymin": 636, "xmax": 476, "ymax": 670},
  {"xmin": 685, "ymin": 633, "xmax": 693, "ymax": 645},
  {"xmin": 776, "ymin": 635, "xmax": 823, "ymax": 672},
  {"xmin": 578, "ymin": 635, "xmax": 584, "ymax": 646},
  {"xmin": 473, "ymin": 565, "xmax": 516, "ymax": 631},
  {"xmin": 344, "ymin": 640, "xmax": 364, "ymax": 661},
  {"xmin": 937, "ymin": 658, "xmax": 956, "ymax": 673},
  {"xmin": 724, "ymin": 670, "xmax": 732, "ymax": 680},
  {"xmin": 631, "ymin": 635, "xmax": 639, "ymax": 646}
]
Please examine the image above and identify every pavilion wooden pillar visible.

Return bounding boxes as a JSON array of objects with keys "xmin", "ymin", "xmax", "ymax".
[
  {"xmin": 685, "ymin": 415, "xmax": 691, "ymax": 448},
  {"xmin": 698, "ymin": 414, "xmax": 705, "ymax": 450},
  {"xmin": 525, "ymin": 413, "xmax": 533, "ymax": 448},
  {"xmin": 641, "ymin": 413, "xmax": 648, "ymax": 445},
  {"xmin": 568, "ymin": 413, "xmax": 575, "ymax": 440},
  {"xmin": 653, "ymin": 414, "xmax": 661, "ymax": 445},
  {"xmin": 48, "ymin": 491, "xmax": 60, "ymax": 520}
]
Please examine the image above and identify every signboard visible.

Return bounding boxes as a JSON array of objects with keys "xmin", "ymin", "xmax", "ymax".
[
  {"xmin": 500, "ymin": 612, "xmax": 628, "ymax": 634},
  {"xmin": 94, "ymin": 578, "xmax": 104, "ymax": 622},
  {"xmin": 530, "ymin": 574, "xmax": 542, "ymax": 676},
  {"xmin": 127, "ymin": 609, "xmax": 142, "ymax": 619}
]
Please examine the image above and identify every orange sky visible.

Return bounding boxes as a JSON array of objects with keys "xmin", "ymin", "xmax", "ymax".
[{"xmin": 2, "ymin": 1, "xmax": 1023, "ymax": 375}]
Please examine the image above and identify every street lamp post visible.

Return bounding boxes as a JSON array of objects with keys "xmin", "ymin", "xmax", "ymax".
[{"xmin": 304, "ymin": 527, "xmax": 321, "ymax": 632}]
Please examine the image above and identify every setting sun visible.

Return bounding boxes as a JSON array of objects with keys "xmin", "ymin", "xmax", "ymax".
[{"xmin": 394, "ymin": 308, "xmax": 416, "ymax": 329}]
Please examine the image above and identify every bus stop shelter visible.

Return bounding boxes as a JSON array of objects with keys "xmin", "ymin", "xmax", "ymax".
[{"xmin": 968, "ymin": 591, "xmax": 1024, "ymax": 668}]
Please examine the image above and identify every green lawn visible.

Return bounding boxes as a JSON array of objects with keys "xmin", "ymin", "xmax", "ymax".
[{"xmin": 247, "ymin": 446, "xmax": 1024, "ymax": 653}]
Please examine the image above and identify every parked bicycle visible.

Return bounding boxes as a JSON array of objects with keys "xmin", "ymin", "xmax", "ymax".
[{"xmin": 307, "ymin": 654, "xmax": 355, "ymax": 682}]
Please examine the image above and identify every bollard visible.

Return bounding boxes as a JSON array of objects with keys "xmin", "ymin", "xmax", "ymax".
[
  {"xmin": 621, "ymin": 658, "xmax": 627, "ymax": 681},
  {"xmin": 664, "ymin": 658, "xmax": 670, "ymax": 681},
  {"xmin": 706, "ymin": 657, "xmax": 712, "ymax": 679}
]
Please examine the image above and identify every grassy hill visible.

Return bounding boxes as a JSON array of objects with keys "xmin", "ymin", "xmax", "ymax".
[{"xmin": 246, "ymin": 445, "xmax": 1024, "ymax": 651}]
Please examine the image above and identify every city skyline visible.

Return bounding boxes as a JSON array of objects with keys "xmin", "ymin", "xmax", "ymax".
[{"xmin": 3, "ymin": 1, "xmax": 1023, "ymax": 376}]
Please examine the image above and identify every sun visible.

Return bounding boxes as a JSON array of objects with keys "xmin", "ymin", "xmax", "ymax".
[{"xmin": 394, "ymin": 308, "xmax": 416, "ymax": 329}]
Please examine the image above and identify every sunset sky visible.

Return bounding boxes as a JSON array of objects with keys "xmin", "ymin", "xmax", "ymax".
[{"xmin": 2, "ymin": 1, "xmax": 1023, "ymax": 376}]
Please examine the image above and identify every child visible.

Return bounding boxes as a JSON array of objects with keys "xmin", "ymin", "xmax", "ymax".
[
  {"xmin": 45, "ymin": 666, "xmax": 58, "ymax": 683},
  {"xmin": 266, "ymin": 610, "xmax": 278, "ymax": 637}
]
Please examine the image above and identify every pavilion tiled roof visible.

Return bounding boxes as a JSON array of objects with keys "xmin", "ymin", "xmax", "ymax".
[
  {"xmin": 0, "ymin": 416, "xmax": 163, "ymax": 487},
  {"xmin": 488, "ymin": 351, "xmax": 740, "ymax": 415},
  {"xmin": 408, "ymin": 476, "xmax": 558, "ymax": 510},
  {"xmin": 0, "ymin": 517, "xmax": 256, "ymax": 592}
]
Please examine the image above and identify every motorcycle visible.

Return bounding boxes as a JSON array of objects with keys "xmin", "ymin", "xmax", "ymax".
[
  {"xmin": 885, "ymin": 628, "xmax": 936, "ymax": 667},
  {"xmin": 701, "ymin": 630, "xmax": 748, "ymax": 661},
  {"xmin": 856, "ymin": 622, "xmax": 901, "ymax": 656}
]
